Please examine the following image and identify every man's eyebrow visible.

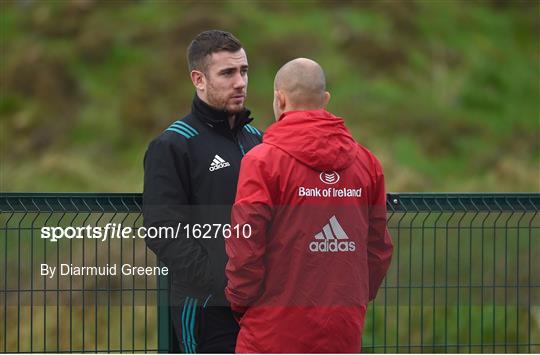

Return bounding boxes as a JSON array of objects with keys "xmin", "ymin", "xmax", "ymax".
[
  {"xmin": 218, "ymin": 67, "xmax": 235, "ymax": 73},
  {"xmin": 218, "ymin": 65, "xmax": 249, "ymax": 73}
]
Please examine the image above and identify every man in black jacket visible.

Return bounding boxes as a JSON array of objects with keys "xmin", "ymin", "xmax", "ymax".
[{"xmin": 143, "ymin": 30, "xmax": 262, "ymax": 353}]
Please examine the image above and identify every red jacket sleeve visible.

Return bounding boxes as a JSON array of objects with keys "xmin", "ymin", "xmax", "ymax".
[
  {"xmin": 367, "ymin": 158, "xmax": 393, "ymax": 301},
  {"xmin": 225, "ymin": 152, "xmax": 273, "ymax": 314}
]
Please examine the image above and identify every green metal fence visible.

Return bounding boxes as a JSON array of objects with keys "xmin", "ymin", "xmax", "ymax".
[{"xmin": 0, "ymin": 193, "xmax": 538, "ymax": 353}]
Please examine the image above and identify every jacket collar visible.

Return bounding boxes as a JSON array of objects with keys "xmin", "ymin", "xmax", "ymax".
[{"xmin": 191, "ymin": 94, "xmax": 253, "ymax": 132}]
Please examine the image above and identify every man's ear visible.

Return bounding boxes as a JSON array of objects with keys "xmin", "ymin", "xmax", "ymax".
[
  {"xmin": 190, "ymin": 70, "xmax": 206, "ymax": 91},
  {"xmin": 277, "ymin": 90, "xmax": 287, "ymax": 110},
  {"xmin": 322, "ymin": 91, "xmax": 331, "ymax": 107}
]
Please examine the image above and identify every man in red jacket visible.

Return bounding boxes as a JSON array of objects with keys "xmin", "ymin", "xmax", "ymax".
[{"xmin": 224, "ymin": 58, "xmax": 393, "ymax": 353}]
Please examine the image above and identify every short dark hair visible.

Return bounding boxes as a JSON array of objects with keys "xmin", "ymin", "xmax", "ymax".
[{"xmin": 187, "ymin": 30, "xmax": 243, "ymax": 72}]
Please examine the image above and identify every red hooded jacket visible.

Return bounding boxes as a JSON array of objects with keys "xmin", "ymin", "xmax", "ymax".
[{"xmin": 225, "ymin": 110, "xmax": 393, "ymax": 353}]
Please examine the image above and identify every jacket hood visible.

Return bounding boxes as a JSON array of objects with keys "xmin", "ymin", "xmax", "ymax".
[{"xmin": 263, "ymin": 110, "xmax": 357, "ymax": 171}]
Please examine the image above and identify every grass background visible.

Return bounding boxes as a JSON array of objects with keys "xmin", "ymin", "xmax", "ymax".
[
  {"xmin": 1, "ymin": 0, "xmax": 538, "ymax": 193},
  {"xmin": 0, "ymin": 0, "xmax": 539, "ymax": 353}
]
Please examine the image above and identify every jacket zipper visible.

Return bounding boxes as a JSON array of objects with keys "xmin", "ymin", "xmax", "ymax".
[
  {"xmin": 237, "ymin": 140, "xmax": 246, "ymax": 156},
  {"xmin": 230, "ymin": 130, "xmax": 246, "ymax": 156}
]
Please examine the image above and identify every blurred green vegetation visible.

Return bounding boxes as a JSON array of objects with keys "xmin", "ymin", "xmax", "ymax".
[{"xmin": 0, "ymin": 0, "xmax": 538, "ymax": 192}]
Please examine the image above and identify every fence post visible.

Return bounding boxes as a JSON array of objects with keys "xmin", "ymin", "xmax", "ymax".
[{"xmin": 157, "ymin": 266, "xmax": 170, "ymax": 353}]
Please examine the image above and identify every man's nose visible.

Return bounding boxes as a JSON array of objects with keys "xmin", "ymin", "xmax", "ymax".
[{"xmin": 233, "ymin": 72, "xmax": 247, "ymax": 89}]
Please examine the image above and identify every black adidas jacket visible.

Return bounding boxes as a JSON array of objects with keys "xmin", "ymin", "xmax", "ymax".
[{"xmin": 143, "ymin": 94, "xmax": 262, "ymax": 306}]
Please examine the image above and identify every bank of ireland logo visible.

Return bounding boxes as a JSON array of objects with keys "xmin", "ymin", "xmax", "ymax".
[{"xmin": 319, "ymin": 171, "xmax": 340, "ymax": 185}]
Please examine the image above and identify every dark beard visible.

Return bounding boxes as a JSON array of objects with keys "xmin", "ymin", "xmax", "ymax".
[
  {"xmin": 225, "ymin": 104, "xmax": 245, "ymax": 114},
  {"xmin": 206, "ymin": 88, "xmax": 245, "ymax": 114}
]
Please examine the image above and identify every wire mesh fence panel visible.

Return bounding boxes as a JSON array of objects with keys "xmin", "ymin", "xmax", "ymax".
[
  {"xmin": 363, "ymin": 194, "xmax": 540, "ymax": 353},
  {"xmin": 0, "ymin": 193, "xmax": 539, "ymax": 353},
  {"xmin": 0, "ymin": 194, "xmax": 166, "ymax": 353}
]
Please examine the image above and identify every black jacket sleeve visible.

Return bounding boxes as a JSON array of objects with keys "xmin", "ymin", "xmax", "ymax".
[{"xmin": 142, "ymin": 136, "xmax": 214, "ymax": 290}]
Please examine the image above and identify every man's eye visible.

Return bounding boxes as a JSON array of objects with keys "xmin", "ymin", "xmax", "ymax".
[{"xmin": 241, "ymin": 69, "xmax": 248, "ymax": 75}]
